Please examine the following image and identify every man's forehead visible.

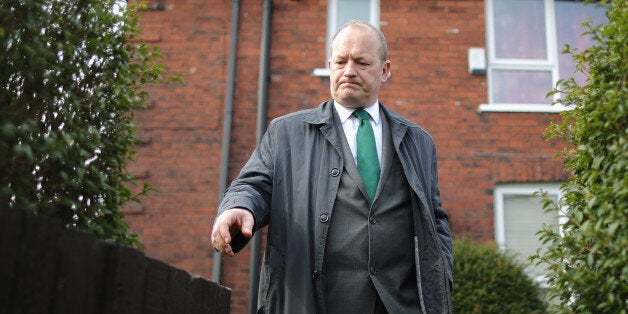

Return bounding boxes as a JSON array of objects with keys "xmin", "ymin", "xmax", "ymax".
[
  {"xmin": 332, "ymin": 35, "xmax": 377, "ymax": 55},
  {"xmin": 334, "ymin": 26, "xmax": 372, "ymax": 43}
]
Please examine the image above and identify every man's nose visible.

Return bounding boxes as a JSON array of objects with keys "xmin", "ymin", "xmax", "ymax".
[{"xmin": 343, "ymin": 60, "xmax": 358, "ymax": 76}]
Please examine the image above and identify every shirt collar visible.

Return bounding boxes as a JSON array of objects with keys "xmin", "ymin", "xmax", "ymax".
[{"xmin": 333, "ymin": 100, "xmax": 380, "ymax": 125}]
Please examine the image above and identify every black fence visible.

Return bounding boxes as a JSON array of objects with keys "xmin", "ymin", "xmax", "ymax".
[{"xmin": 0, "ymin": 206, "xmax": 230, "ymax": 314}]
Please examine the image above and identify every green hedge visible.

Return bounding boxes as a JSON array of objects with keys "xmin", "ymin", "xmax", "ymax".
[
  {"xmin": 453, "ymin": 238, "xmax": 547, "ymax": 313},
  {"xmin": 0, "ymin": 0, "xmax": 171, "ymax": 247},
  {"xmin": 534, "ymin": 1, "xmax": 627, "ymax": 312}
]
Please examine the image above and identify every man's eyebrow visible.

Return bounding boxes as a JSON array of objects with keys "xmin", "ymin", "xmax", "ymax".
[{"xmin": 353, "ymin": 55, "xmax": 373, "ymax": 62}]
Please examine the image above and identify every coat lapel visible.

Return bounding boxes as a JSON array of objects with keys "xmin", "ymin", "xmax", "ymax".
[
  {"xmin": 381, "ymin": 105, "xmax": 431, "ymax": 212},
  {"xmin": 373, "ymin": 108, "xmax": 394, "ymax": 203},
  {"xmin": 330, "ymin": 108, "xmax": 370, "ymax": 201}
]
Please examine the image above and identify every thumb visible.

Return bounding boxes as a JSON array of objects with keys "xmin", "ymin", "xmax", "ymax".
[{"xmin": 240, "ymin": 215, "xmax": 254, "ymax": 238}]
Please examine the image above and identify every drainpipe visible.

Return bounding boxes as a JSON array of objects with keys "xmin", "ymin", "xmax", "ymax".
[
  {"xmin": 248, "ymin": 0, "xmax": 272, "ymax": 313},
  {"xmin": 213, "ymin": 0, "xmax": 240, "ymax": 284}
]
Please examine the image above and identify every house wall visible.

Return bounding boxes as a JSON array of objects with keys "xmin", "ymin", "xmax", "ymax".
[{"xmin": 126, "ymin": 0, "xmax": 567, "ymax": 313}]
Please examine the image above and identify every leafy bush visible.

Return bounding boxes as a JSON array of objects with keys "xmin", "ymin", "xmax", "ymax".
[
  {"xmin": 453, "ymin": 238, "xmax": 547, "ymax": 314},
  {"xmin": 0, "ymin": 0, "xmax": 169, "ymax": 247},
  {"xmin": 533, "ymin": 1, "xmax": 627, "ymax": 312}
]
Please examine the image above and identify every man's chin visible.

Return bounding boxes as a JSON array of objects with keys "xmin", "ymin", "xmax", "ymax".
[
  {"xmin": 333, "ymin": 89, "xmax": 369, "ymax": 107},
  {"xmin": 336, "ymin": 97, "xmax": 367, "ymax": 109}
]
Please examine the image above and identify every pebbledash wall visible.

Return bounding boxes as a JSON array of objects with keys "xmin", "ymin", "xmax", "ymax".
[{"xmin": 125, "ymin": 0, "xmax": 567, "ymax": 313}]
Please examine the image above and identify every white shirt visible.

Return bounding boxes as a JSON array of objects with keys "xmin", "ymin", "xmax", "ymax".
[{"xmin": 333, "ymin": 101, "xmax": 383, "ymax": 167}]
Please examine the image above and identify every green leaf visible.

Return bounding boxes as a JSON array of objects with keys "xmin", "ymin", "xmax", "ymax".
[
  {"xmin": 1, "ymin": 0, "xmax": 177, "ymax": 248},
  {"xmin": 533, "ymin": 1, "xmax": 628, "ymax": 312}
]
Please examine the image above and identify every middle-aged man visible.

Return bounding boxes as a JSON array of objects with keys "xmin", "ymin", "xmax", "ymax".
[{"xmin": 212, "ymin": 20, "xmax": 453, "ymax": 313}]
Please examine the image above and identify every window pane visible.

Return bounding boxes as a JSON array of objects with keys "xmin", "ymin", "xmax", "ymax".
[
  {"xmin": 493, "ymin": 0, "xmax": 547, "ymax": 59},
  {"xmin": 336, "ymin": 0, "xmax": 371, "ymax": 31},
  {"xmin": 504, "ymin": 194, "xmax": 559, "ymax": 279},
  {"xmin": 555, "ymin": 1, "xmax": 607, "ymax": 84},
  {"xmin": 492, "ymin": 70, "xmax": 553, "ymax": 104}
]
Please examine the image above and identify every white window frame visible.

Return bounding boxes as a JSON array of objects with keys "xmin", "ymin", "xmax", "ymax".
[
  {"xmin": 312, "ymin": 0, "xmax": 380, "ymax": 77},
  {"xmin": 480, "ymin": 0, "xmax": 571, "ymax": 113},
  {"xmin": 494, "ymin": 183, "xmax": 566, "ymax": 284}
]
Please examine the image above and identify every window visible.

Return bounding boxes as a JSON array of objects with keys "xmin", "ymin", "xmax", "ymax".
[
  {"xmin": 494, "ymin": 183, "xmax": 564, "ymax": 283},
  {"xmin": 312, "ymin": 0, "xmax": 380, "ymax": 77},
  {"xmin": 481, "ymin": 0, "xmax": 606, "ymax": 113}
]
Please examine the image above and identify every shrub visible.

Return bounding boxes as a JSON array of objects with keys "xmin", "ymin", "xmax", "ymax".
[
  {"xmin": 453, "ymin": 238, "xmax": 547, "ymax": 314},
  {"xmin": 533, "ymin": 1, "xmax": 627, "ymax": 312},
  {"xmin": 0, "ymin": 0, "xmax": 171, "ymax": 247}
]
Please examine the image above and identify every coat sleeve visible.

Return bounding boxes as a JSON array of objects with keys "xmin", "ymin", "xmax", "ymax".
[
  {"xmin": 429, "ymin": 143, "xmax": 453, "ymax": 289},
  {"xmin": 217, "ymin": 122, "xmax": 276, "ymax": 253}
]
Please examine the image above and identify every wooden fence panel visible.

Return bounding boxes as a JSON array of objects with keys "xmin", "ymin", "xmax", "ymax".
[
  {"xmin": 143, "ymin": 257, "xmax": 170, "ymax": 314},
  {"xmin": 52, "ymin": 228, "xmax": 109, "ymax": 314},
  {"xmin": 104, "ymin": 245, "xmax": 147, "ymax": 314},
  {"xmin": 0, "ymin": 205, "xmax": 230, "ymax": 314},
  {"xmin": 0, "ymin": 205, "xmax": 26, "ymax": 313},
  {"xmin": 166, "ymin": 266, "xmax": 191, "ymax": 314},
  {"xmin": 13, "ymin": 211, "xmax": 62, "ymax": 313}
]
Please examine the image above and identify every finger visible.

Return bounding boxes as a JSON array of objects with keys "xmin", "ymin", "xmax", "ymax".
[
  {"xmin": 211, "ymin": 222, "xmax": 229, "ymax": 251},
  {"xmin": 217, "ymin": 224, "xmax": 232, "ymax": 246},
  {"xmin": 211, "ymin": 222, "xmax": 225, "ymax": 246}
]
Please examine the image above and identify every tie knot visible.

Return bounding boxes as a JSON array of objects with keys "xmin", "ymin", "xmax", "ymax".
[{"xmin": 353, "ymin": 109, "xmax": 370, "ymax": 121}]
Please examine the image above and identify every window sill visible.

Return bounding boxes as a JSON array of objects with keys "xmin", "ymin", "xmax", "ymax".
[
  {"xmin": 312, "ymin": 68, "xmax": 330, "ymax": 77},
  {"xmin": 478, "ymin": 103, "xmax": 570, "ymax": 113}
]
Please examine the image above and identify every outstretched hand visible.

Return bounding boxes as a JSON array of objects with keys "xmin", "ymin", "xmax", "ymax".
[{"xmin": 211, "ymin": 207, "xmax": 254, "ymax": 256}]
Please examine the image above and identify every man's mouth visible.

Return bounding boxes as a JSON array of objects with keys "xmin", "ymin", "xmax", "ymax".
[{"xmin": 341, "ymin": 81, "xmax": 360, "ymax": 87}]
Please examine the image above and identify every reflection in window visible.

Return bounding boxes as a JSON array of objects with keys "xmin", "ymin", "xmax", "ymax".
[
  {"xmin": 555, "ymin": 1, "xmax": 606, "ymax": 85},
  {"xmin": 485, "ymin": 0, "xmax": 607, "ymax": 111},
  {"xmin": 492, "ymin": 70, "xmax": 553, "ymax": 104},
  {"xmin": 493, "ymin": 0, "xmax": 547, "ymax": 60}
]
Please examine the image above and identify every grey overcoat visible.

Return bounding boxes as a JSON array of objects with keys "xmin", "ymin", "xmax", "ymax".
[{"xmin": 218, "ymin": 100, "xmax": 453, "ymax": 313}]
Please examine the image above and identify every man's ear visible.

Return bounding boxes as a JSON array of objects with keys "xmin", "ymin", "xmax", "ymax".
[{"xmin": 381, "ymin": 60, "xmax": 391, "ymax": 82}]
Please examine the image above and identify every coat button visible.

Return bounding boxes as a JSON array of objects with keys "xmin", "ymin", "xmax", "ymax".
[
  {"xmin": 312, "ymin": 270, "xmax": 320, "ymax": 279},
  {"xmin": 330, "ymin": 168, "xmax": 340, "ymax": 176},
  {"xmin": 319, "ymin": 213, "xmax": 329, "ymax": 223},
  {"xmin": 369, "ymin": 267, "xmax": 377, "ymax": 275},
  {"xmin": 369, "ymin": 217, "xmax": 377, "ymax": 224}
]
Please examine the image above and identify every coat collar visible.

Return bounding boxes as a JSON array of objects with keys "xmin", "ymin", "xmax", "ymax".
[
  {"xmin": 302, "ymin": 100, "xmax": 336, "ymax": 126},
  {"xmin": 303, "ymin": 100, "xmax": 413, "ymax": 133},
  {"xmin": 302, "ymin": 99, "xmax": 416, "ymax": 156}
]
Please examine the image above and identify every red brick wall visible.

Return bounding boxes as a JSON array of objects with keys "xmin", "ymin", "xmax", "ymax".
[{"xmin": 127, "ymin": 1, "xmax": 567, "ymax": 313}]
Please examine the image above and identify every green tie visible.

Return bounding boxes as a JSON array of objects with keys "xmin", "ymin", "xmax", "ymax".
[{"xmin": 353, "ymin": 109, "xmax": 380, "ymax": 202}]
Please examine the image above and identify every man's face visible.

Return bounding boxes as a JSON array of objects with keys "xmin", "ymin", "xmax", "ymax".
[{"xmin": 328, "ymin": 26, "xmax": 391, "ymax": 109}]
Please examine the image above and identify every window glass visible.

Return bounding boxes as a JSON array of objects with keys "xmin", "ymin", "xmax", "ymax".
[
  {"xmin": 503, "ymin": 193, "xmax": 559, "ymax": 279},
  {"xmin": 493, "ymin": 0, "xmax": 547, "ymax": 60},
  {"xmin": 336, "ymin": 0, "xmax": 371, "ymax": 31},
  {"xmin": 555, "ymin": 1, "xmax": 607, "ymax": 84},
  {"xmin": 485, "ymin": 0, "xmax": 607, "ymax": 111},
  {"xmin": 492, "ymin": 70, "xmax": 553, "ymax": 104}
]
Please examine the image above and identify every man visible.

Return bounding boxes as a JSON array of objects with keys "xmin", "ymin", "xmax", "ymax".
[{"xmin": 211, "ymin": 21, "xmax": 453, "ymax": 313}]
